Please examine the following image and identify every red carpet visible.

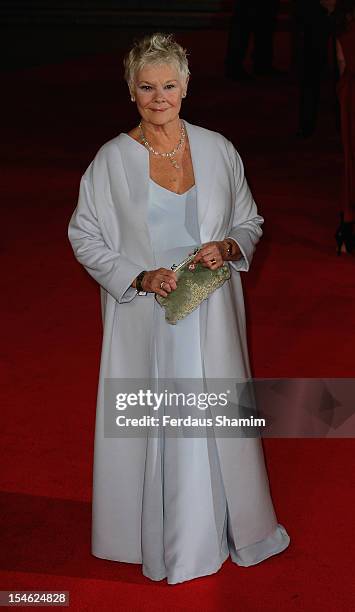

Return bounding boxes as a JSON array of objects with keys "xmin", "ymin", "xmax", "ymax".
[{"xmin": 1, "ymin": 30, "xmax": 355, "ymax": 611}]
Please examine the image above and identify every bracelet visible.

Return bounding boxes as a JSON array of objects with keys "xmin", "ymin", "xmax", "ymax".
[
  {"xmin": 135, "ymin": 270, "xmax": 147, "ymax": 292},
  {"xmin": 224, "ymin": 239, "xmax": 234, "ymax": 259}
]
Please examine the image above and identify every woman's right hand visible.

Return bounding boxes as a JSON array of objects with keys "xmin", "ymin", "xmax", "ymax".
[{"xmin": 141, "ymin": 268, "xmax": 177, "ymax": 298}]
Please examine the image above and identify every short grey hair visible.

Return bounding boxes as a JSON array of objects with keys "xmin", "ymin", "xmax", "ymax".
[{"xmin": 123, "ymin": 32, "xmax": 190, "ymax": 91}]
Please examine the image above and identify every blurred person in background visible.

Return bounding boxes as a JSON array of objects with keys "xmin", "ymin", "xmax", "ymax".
[
  {"xmin": 225, "ymin": 0, "xmax": 281, "ymax": 80},
  {"xmin": 294, "ymin": 0, "xmax": 337, "ymax": 137},
  {"xmin": 335, "ymin": 0, "xmax": 355, "ymax": 253}
]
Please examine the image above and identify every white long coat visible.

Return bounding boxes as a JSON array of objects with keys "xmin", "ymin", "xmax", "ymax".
[{"xmin": 68, "ymin": 120, "xmax": 284, "ymax": 562}]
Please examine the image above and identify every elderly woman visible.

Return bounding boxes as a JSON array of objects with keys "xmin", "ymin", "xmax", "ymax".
[{"xmin": 68, "ymin": 33, "xmax": 290, "ymax": 584}]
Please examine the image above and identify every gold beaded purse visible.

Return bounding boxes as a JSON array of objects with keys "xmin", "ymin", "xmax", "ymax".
[{"xmin": 156, "ymin": 248, "xmax": 231, "ymax": 325}]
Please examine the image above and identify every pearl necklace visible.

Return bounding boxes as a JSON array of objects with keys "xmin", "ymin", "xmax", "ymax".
[{"xmin": 138, "ymin": 120, "xmax": 185, "ymax": 169}]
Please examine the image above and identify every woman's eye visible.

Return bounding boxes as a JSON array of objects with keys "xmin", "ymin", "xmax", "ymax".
[
  {"xmin": 140, "ymin": 85, "xmax": 152, "ymax": 91},
  {"xmin": 165, "ymin": 84, "xmax": 176, "ymax": 89}
]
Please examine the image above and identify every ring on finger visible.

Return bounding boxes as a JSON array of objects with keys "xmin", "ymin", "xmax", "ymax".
[
  {"xmin": 210, "ymin": 258, "xmax": 217, "ymax": 264},
  {"xmin": 160, "ymin": 281, "xmax": 165, "ymax": 289}
]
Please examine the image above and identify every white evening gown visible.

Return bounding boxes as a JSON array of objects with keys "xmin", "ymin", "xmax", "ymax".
[{"xmin": 140, "ymin": 179, "xmax": 289, "ymax": 584}]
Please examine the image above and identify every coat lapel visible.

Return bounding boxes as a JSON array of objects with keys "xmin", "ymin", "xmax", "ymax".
[
  {"xmin": 183, "ymin": 120, "xmax": 216, "ymax": 243},
  {"xmin": 115, "ymin": 133, "xmax": 156, "ymax": 267},
  {"xmin": 116, "ymin": 132, "xmax": 150, "ymax": 211}
]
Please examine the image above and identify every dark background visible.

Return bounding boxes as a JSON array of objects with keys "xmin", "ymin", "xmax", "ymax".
[{"xmin": 0, "ymin": 0, "xmax": 291, "ymax": 70}]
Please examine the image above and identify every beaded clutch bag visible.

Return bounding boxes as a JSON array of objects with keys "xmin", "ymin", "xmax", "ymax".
[{"xmin": 156, "ymin": 248, "xmax": 231, "ymax": 325}]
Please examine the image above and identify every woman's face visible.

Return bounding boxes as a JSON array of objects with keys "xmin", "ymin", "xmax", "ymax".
[{"xmin": 132, "ymin": 62, "xmax": 187, "ymax": 127}]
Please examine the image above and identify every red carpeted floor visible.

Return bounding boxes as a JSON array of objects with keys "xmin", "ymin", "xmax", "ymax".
[{"xmin": 1, "ymin": 30, "xmax": 355, "ymax": 611}]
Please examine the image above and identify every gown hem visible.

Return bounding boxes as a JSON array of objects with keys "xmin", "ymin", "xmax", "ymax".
[{"xmin": 143, "ymin": 549, "xmax": 230, "ymax": 584}]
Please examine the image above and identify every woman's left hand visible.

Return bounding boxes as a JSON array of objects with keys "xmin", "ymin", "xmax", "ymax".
[{"xmin": 192, "ymin": 241, "xmax": 225, "ymax": 270}]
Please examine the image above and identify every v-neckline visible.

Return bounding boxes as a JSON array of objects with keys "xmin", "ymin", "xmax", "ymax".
[
  {"xmin": 149, "ymin": 178, "xmax": 196, "ymax": 197},
  {"xmin": 122, "ymin": 126, "xmax": 196, "ymax": 196},
  {"xmin": 119, "ymin": 120, "xmax": 215, "ymax": 237}
]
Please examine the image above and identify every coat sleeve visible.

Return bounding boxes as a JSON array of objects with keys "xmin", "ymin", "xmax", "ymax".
[
  {"xmin": 68, "ymin": 168, "xmax": 144, "ymax": 303},
  {"xmin": 225, "ymin": 143, "xmax": 264, "ymax": 272}
]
